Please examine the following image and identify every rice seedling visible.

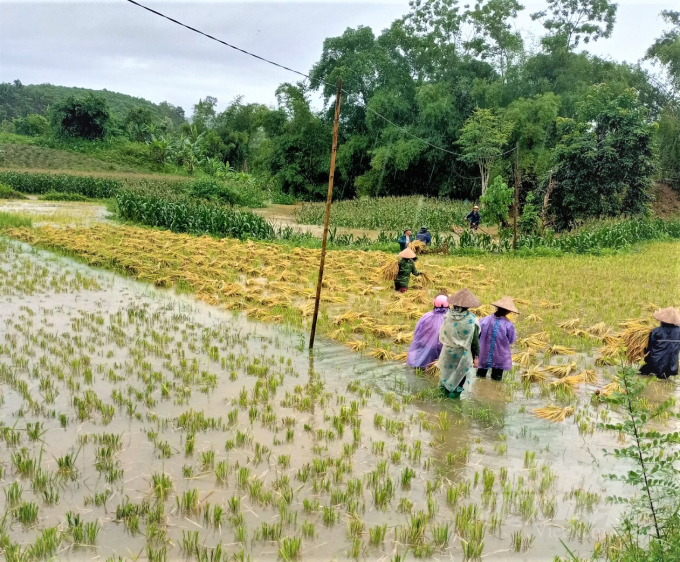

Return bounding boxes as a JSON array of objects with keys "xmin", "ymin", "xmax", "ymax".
[
  {"xmin": 278, "ymin": 536, "xmax": 302, "ymax": 561},
  {"xmin": 511, "ymin": 531, "xmax": 535, "ymax": 552},
  {"xmin": 532, "ymin": 405, "xmax": 574, "ymax": 422},
  {"xmin": 151, "ymin": 472, "xmax": 173, "ymax": 500},
  {"xmin": 15, "ymin": 501, "xmax": 39, "ymax": 526}
]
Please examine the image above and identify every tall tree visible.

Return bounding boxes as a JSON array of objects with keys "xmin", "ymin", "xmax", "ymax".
[
  {"xmin": 531, "ymin": 0, "xmax": 618, "ymax": 52},
  {"xmin": 192, "ymin": 96, "xmax": 218, "ymax": 133},
  {"xmin": 458, "ymin": 108, "xmax": 512, "ymax": 195},
  {"xmin": 550, "ymin": 85, "xmax": 656, "ymax": 229},
  {"xmin": 646, "ymin": 10, "xmax": 680, "ymax": 93}
]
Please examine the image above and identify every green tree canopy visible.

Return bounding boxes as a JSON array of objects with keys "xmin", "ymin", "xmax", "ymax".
[{"xmin": 49, "ymin": 93, "xmax": 112, "ymax": 140}]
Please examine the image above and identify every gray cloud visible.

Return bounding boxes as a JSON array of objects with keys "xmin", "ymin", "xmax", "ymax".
[{"xmin": 0, "ymin": 1, "xmax": 677, "ymax": 117}]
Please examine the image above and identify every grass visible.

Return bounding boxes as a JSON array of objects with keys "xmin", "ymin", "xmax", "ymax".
[
  {"xmin": 294, "ymin": 195, "xmax": 471, "ymax": 231},
  {"xmin": 0, "ymin": 211, "xmax": 32, "ymax": 228},
  {"xmin": 0, "ymin": 183, "xmax": 29, "ymax": 200}
]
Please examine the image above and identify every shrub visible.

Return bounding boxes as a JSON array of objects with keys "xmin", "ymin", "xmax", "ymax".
[
  {"xmin": 518, "ymin": 191, "xmax": 541, "ymax": 235},
  {"xmin": 0, "ymin": 183, "xmax": 29, "ymax": 200},
  {"xmin": 115, "ymin": 188, "xmax": 274, "ymax": 240},
  {"xmin": 480, "ymin": 176, "xmax": 513, "ymax": 228},
  {"xmin": 49, "ymin": 93, "xmax": 112, "ymax": 140},
  {"xmin": 13, "ymin": 114, "xmax": 50, "ymax": 137},
  {"xmin": 38, "ymin": 191, "xmax": 90, "ymax": 202}
]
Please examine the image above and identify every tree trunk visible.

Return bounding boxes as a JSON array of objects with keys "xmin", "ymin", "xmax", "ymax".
[
  {"xmin": 541, "ymin": 172, "xmax": 555, "ymax": 233},
  {"xmin": 480, "ymin": 163, "xmax": 489, "ymax": 196}
]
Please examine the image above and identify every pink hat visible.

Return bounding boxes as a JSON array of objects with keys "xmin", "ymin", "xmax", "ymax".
[{"xmin": 434, "ymin": 295, "xmax": 449, "ymax": 308}]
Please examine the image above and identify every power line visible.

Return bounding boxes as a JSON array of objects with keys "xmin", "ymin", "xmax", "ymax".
[{"xmin": 124, "ymin": 0, "xmax": 460, "ymax": 156}]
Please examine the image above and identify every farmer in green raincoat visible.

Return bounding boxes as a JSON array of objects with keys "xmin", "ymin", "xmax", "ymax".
[
  {"xmin": 394, "ymin": 248, "xmax": 420, "ymax": 293},
  {"xmin": 438, "ymin": 288, "xmax": 481, "ymax": 398}
]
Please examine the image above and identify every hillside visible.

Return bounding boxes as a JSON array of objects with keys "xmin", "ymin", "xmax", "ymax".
[{"xmin": 0, "ymin": 80, "xmax": 185, "ymax": 125}]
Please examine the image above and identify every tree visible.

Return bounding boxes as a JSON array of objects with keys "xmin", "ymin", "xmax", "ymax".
[
  {"xmin": 192, "ymin": 96, "xmax": 218, "ymax": 133},
  {"xmin": 124, "ymin": 106, "xmax": 157, "ymax": 142},
  {"xmin": 549, "ymin": 86, "xmax": 656, "ymax": 229},
  {"xmin": 480, "ymin": 175, "xmax": 513, "ymax": 227},
  {"xmin": 466, "ymin": 0, "xmax": 525, "ymax": 77},
  {"xmin": 458, "ymin": 108, "xmax": 511, "ymax": 195},
  {"xmin": 531, "ymin": 0, "xmax": 618, "ymax": 52},
  {"xmin": 49, "ymin": 94, "xmax": 112, "ymax": 140},
  {"xmin": 646, "ymin": 11, "xmax": 680, "ymax": 93}
]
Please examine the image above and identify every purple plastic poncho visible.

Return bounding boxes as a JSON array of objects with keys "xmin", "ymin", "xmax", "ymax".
[
  {"xmin": 407, "ymin": 308, "xmax": 448, "ymax": 368},
  {"xmin": 478, "ymin": 314, "xmax": 516, "ymax": 371}
]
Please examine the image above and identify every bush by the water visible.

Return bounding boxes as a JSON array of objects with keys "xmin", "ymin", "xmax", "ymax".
[
  {"xmin": 0, "ymin": 183, "xmax": 28, "ymax": 200},
  {"xmin": 37, "ymin": 191, "xmax": 91, "ymax": 202},
  {"xmin": 187, "ymin": 177, "xmax": 266, "ymax": 208},
  {"xmin": 294, "ymin": 196, "xmax": 471, "ymax": 232},
  {"xmin": 115, "ymin": 188, "xmax": 274, "ymax": 240}
]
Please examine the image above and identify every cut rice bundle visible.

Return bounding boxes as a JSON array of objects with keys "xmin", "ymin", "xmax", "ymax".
[
  {"xmin": 595, "ymin": 355, "xmax": 618, "ymax": 367},
  {"xmin": 551, "ymin": 374, "xmax": 584, "ymax": 387},
  {"xmin": 525, "ymin": 313, "xmax": 543, "ymax": 322},
  {"xmin": 512, "ymin": 350, "xmax": 536, "ymax": 367},
  {"xmin": 579, "ymin": 370, "xmax": 599, "ymax": 384},
  {"xmin": 378, "ymin": 261, "xmax": 399, "ymax": 281},
  {"xmin": 393, "ymin": 351, "xmax": 409, "ymax": 362},
  {"xmin": 368, "ymin": 348, "xmax": 394, "ymax": 361},
  {"xmin": 423, "ymin": 361, "xmax": 440, "ymax": 377},
  {"xmin": 546, "ymin": 345, "xmax": 577, "ymax": 356},
  {"xmin": 620, "ymin": 322, "xmax": 653, "ymax": 363},
  {"xmin": 393, "ymin": 332, "xmax": 413, "ymax": 345},
  {"xmin": 586, "ymin": 322, "xmax": 611, "ymax": 337},
  {"xmin": 558, "ymin": 318, "xmax": 581, "ymax": 330},
  {"xmin": 521, "ymin": 367, "xmax": 547, "ymax": 383},
  {"xmin": 332, "ymin": 311, "xmax": 368, "ymax": 326},
  {"xmin": 599, "ymin": 377, "xmax": 622, "ymax": 397},
  {"xmin": 346, "ymin": 340, "xmax": 367, "ymax": 352},
  {"xmin": 540, "ymin": 300, "xmax": 563, "ymax": 309},
  {"xmin": 471, "ymin": 304, "xmax": 494, "ymax": 318},
  {"xmin": 532, "ymin": 405, "xmax": 574, "ymax": 422},
  {"xmin": 408, "ymin": 240, "xmax": 427, "ymax": 254},
  {"xmin": 541, "ymin": 362, "xmax": 577, "ymax": 378}
]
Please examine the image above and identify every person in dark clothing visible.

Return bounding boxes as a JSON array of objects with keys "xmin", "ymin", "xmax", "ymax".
[
  {"xmin": 415, "ymin": 226, "xmax": 431, "ymax": 245},
  {"xmin": 394, "ymin": 248, "xmax": 420, "ymax": 292},
  {"xmin": 639, "ymin": 307, "xmax": 680, "ymax": 379},
  {"xmin": 398, "ymin": 229, "xmax": 413, "ymax": 251},
  {"xmin": 466, "ymin": 206, "xmax": 481, "ymax": 230}
]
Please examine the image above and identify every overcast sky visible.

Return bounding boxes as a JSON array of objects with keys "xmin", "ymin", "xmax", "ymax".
[{"xmin": 1, "ymin": 0, "xmax": 677, "ymax": 115}]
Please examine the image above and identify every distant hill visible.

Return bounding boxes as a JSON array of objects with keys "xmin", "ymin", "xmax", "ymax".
[{"xmin": 0, "ymin": 80, "xmax": 186, "ymax": 126}]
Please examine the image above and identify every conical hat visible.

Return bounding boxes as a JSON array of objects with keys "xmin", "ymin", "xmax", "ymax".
[
  {"xmin": 448, "ymin": 288, "xmax": 481, "ymax": 309},
  {"xmin": 653, "ymin": 307, "xmax": 680, "ymax": 326},
  {"xmin": 399, "ymin": 248, "xmax": 416, "ymax": 259},
  {"xmin": 492, "ymin": 296, "xmax": 519, "ymax": 314}
]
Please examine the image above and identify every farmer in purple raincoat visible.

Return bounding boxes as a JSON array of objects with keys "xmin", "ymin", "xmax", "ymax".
[
  {"xmin": 407, "ymin": 293, "xmax": 449, "ymax": 369},
  {"xmin": 477, "ymin": 296, "xmax": 519, "ymax": 382}
]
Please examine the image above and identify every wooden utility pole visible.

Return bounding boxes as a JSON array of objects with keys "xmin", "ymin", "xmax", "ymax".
[
  {"xmin": 309, "ymin": 79, "xmax": 342, "ymax": 350},
  {"xmin": 513, "ymin": 143, "xmax": 520, "ymax": 251}
]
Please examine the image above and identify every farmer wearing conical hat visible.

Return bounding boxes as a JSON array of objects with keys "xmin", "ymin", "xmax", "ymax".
[
  {"xmin": 407, "ymin": 293, "xmax": 449, "ymax": 369},
  {"xmin": 394, "ymin": 248, "xmax": 420, "ymax": 293},
  {"xmin": 477, "ymin": 296, "xmax": 518, "ymax": 382},
  {"xmin": 639, "ymin": 307, "xmax": 680, "ymax": 379},
  {"xmin": 437, "ymin": 288, "xmax": 481, "ymax": 398}
]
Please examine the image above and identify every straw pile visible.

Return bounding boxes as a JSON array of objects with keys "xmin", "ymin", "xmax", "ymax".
[
  {"xmin": 378, "ymin": 260, "xmax": 399, "ymax": 281},
  {"xmin": 541, "ymin": 362, "xmax": 577, "ymax": 378},
  {"xmin": 408, "ymin": 240, "xmax": 427, "ymax": 254}
]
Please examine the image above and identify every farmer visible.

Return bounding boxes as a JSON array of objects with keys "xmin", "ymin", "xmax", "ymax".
[
  {"xmin": 639, "ymin": 307, "xmax": 680, "ymax": 379},
  {"xmin": 407, "ymin": 293, "xmax": 449, "ymax": 369},
  {"xmin": 394, "ymin": 248, "xmax": 420, "ymax": 293},
  {"xmin": 398, "ymin": 229, "xmax": 413, "ymax": 251},
  {"xmin": 438, "ymin": 288, "xmax": 481, "ymax": 398},
  {"xmin": 415, "ymin": 226, "xmax": 432, "ymax": 245},
  {"xmin": 466, "ymin": 205, "xmax": 481, "ymax": 230},
  {"xmin": 477, "ymin": 296, "xmax": 518, "ymax": 382}
]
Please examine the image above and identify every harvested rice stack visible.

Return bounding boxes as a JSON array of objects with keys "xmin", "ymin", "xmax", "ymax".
[
  {"xmin": 586, "ymin": 322, "xmax": 611, "ymax": 338},
  {"xmin": 579, "ymin": 370, "xmax": 598, "ymax": 384},
  {"xmin": 620, "ymin": 320, "xmax": 653, "ymax": 363},
  {"xmin": 540, "ymin": 300, "xmax": 562, "ymax": 309},
  {"xmin": 393, "ymin": 351, "xmax": 408, "ymax": 362},
  {"xmin": 532, "ymin": 405, "xmax": 574, "ymax": 422},
  {"xmin": 378, "ymin": 260, "xmax": 399, "ymax": 281},
  {"xmin": 525, "ymin": 313, "xmax": 543, "ymax": 322},
  {"xmin": 368, "ymin": 348, "xmax": 394, "ymax": 361},
  {"xmin": 546, "ymin": 345, "xmax": 576, "ymax": 356},
  {"xmin": 471, "ymin": 304, "xmax": 494, "ymax": 318},
  {"xmin": 332, "ymin": 311, "xmax": 368, "ymax": 326},
  {"xmin": 551, "ymin": 373, "xmax": 584, "ymax": 387},
  {"xmin": 346, "ymin": 340, "xmax": 367, "ymax": 352},
  {"xmin": 423, "ymin": 361, "xmax": 440, "ymax": 378}
]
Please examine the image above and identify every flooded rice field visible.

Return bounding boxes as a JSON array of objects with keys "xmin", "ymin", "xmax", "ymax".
[{"xmin": 0, "ymin": 237, "xmax": 676, "ymax": 561}]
